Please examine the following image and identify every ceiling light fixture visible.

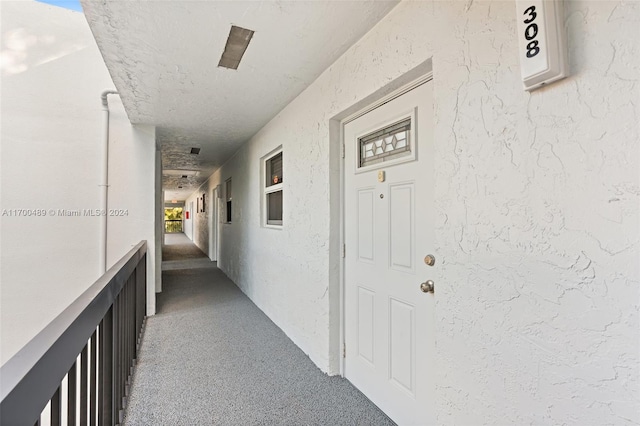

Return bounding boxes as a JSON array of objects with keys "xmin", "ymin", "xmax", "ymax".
[
  {"xmin": 190, "ymin": 147, "xmax": 201, "ymax": 155},
  {"xmin": 218, "ymin": 25, "xmax": 254, "ymax": 70}
]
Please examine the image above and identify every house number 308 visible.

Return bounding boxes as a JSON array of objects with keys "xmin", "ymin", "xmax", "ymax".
[{"xmin": 523, "ymin": 5, "xmax": 540, "ymax": 58}]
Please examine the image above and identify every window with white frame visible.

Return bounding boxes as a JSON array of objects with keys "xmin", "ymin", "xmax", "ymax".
[{"xmin": 263, "ymin": 149, "xmax": 283, "ymax": 226}]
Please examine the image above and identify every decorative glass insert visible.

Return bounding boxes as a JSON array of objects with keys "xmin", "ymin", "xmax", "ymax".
[{"xmin": 359, "ymin": 118, "xmax": 411, "ymax": 168}]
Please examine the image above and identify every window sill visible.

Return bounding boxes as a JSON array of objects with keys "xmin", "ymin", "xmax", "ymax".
[{"xmin": 263, "ymin": 223, "xmax": 282, "ymax": 230}]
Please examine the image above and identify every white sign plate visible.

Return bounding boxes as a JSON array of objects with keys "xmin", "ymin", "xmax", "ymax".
[{"xmin": 516, "ymin": 0, "xmax": 568, "ymax": 91}]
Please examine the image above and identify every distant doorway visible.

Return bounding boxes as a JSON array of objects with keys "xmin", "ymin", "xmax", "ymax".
[
  {"xmin": 208, "ymin": 187, "xmax": 219, "ymax": 262},
  {"xmin": 164, "ymin": 207, "xmax": 183, "ymax": 233}
]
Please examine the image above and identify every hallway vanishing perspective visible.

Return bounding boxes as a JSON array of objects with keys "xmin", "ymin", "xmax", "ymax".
[{"xmin": 124, "ymin": 234, "xmax": 394, "ymax": 425}]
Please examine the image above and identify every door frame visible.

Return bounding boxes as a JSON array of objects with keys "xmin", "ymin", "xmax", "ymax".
[
  {"xmin": 209, "ymin": 187, "xmax": 219, "ymax": 261},
  {"xmin": 189, "ymin": 201, "xmax": 194, "ymax": 240},
  {"xmin": 338, "ymin": 71, "xmax": 434, "ymax": 377}
]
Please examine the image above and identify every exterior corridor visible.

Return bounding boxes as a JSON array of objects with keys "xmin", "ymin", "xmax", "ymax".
[{"xmin": 123, "ymin": 234, "xmax": 394, "ymax": 425}]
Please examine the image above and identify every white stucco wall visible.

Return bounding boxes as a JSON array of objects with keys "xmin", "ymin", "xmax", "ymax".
[
  {"xmin": 1, "ymin": 1, "xmax": 158, "ymax": 364},
  {"xmin": 431, "ymin": 2, "xmax": 638, "ymax": 424},
  {"xmin": 105, "ymin": 96, "xmax": 157, "ymax": 307},
  {"xmin": 186, "ymin": 1, "xmax": 638, "ymax": 423}
]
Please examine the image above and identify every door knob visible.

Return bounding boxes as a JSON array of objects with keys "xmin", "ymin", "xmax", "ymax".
[{"xmin": 420, "ymin": 280, "xmax": 435, "ymax": 293}]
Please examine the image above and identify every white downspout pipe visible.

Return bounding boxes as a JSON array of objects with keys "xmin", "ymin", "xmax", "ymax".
[{"xmin": 100, "ymin": 90, "xmax": 118, "ymax": 274}]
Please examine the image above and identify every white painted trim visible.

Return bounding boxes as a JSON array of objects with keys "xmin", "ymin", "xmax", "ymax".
[
  {"xmin": 341, "ymin": 74, "xmax": 433, "ymax": 126},
  {"xmin": 338, "ymin": 71, "xmax": 433, "ymax": 377}
]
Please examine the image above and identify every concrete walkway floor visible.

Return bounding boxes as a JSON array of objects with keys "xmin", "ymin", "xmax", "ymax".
[{"xmin": 123, "ymin": 233, "xmax": 394, "ymax": 425}]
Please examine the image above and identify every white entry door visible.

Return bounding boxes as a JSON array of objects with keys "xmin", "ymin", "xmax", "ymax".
[{"xmin": 344, "ymin": 80, "xmax": 435, "ymax": 425}]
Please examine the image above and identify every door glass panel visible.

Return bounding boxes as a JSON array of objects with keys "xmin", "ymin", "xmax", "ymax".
[{"xmin": 359, "ymin": 118, "xmax": 411, "ymax": 167}]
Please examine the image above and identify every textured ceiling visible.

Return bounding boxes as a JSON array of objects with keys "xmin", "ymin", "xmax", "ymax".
[{"xmin": 81, "ymin": 0, "xmax": 399, "ymax": 201}]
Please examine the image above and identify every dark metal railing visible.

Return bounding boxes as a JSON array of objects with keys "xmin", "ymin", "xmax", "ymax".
[
  {"xmin": 0, "ymin": 241, "xmax": 148, "ymax": 426},
  {"xmin": 164, "ymin": 219, "xmax": 183, "ymax": 233}
]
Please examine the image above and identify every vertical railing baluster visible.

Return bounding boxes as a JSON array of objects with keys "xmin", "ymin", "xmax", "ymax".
[
  {"xmin": 116, "ymin": 294, "xmax": 123, "ymax": 425},
  {"xmin": 124, "ymin": 276, "xmax": 136, "ymax": 396},
  {"xmin": 128, "ymin": 276, "xmax": 133, "ymax": 403},
  {"xmin": 116, "ymin": 291, "xmax": 122, "ymax": 423},
  {"xmin": 99, "ymin": 308, "xmax": 113, "ymax": 426},
  {"xmin": 117, "ymin": 292, "xmax": 123, "ymax": 422},
  {"xmin": 122, "ymin": 280, "xmax": 127, "ymax": 416},
  {"xmin": 68, "ymin": 361, "xmax": 77, "ymax": 426},
  {"xmin": 51, "ymin": 386, "xmax": 62, "ymax": 426},
  {"xmin": 129, "ymin": 275, "xmax": 134, "ymax": 376},
  {"xmin": 112, "ymin": 297, "xmax": 117, "ymax": 424},
  {"xmin": 90, "ymin": 330, "xmax": 97, "ymax": 426},
  {"xmin": 81, "ymin": 344, "xmax": 88, "ymax": 425},
  {"xmin": 119, "ymin": 291, "xmax": 124, "ymax": 419},
  {"xmin": 130, "ymin": 270, "xmax": 135, "ymax": 364},
  {"xmin": 124, "ymin": 278, "xmax": 128, "ymax": 415},
  {"xmin": 135, "ymin": 263, "xmax": 142, "ymax": 351}
]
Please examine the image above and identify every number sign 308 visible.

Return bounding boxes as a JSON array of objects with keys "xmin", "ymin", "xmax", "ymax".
[{"xmin": 523, "ymin": 5, "xmax": 540, "ymax": 58}]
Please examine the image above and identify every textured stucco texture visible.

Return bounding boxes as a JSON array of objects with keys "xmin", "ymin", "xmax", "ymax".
[
  {"xmin": 182, "ymin": 1, "xmax": 638, "ymax": 424},
  {"xmin": 80, "ymin": 0, "xmax": 399, "ymax": 201}
]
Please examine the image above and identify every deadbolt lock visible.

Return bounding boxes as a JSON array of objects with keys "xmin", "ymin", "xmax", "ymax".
[{"xmin": 424, "ymin": 254, "xmax": 436, "ymax": 266}]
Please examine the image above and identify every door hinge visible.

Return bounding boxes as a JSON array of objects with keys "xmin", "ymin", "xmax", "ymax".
[
  {"xmin": 341, "ymin": 144, "xmax": 345, "ymax": 159},
  {"xmin": 342, "ymin": 244, "xmax": 346, "ymax": 258},
  {"xmin": 343, "ymin": 343, "xmax": 346, "ymax": 358}
]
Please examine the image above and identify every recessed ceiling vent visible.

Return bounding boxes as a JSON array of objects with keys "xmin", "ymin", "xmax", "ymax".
[
  {"xmin": 190, "ymin": 147, "xmax": 201, "ymax": 155},
  {"xmin": 218, "ymin": 25, "xmax": 254, "ymax": 70},
  {"xmin": 164, "ymin": 170, "xmax": 199, "ymax": 177}
]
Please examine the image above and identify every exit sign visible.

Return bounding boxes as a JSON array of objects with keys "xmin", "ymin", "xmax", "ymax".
[{"xmin": 516, "ymin": 0, "xmax": 568, "ymax": 91}]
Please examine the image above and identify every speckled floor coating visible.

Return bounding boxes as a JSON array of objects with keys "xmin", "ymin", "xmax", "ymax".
[
  {"xmin": 123, "ymin": 235, "xmax": 394, "ymax": 425},
  {"xmin": 162, "ymin": 233, "xmax": 210, "ymax": 261},
  {"xmin": 162, "ymin": 233, "xmax": 217, "ymax": 271}
]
